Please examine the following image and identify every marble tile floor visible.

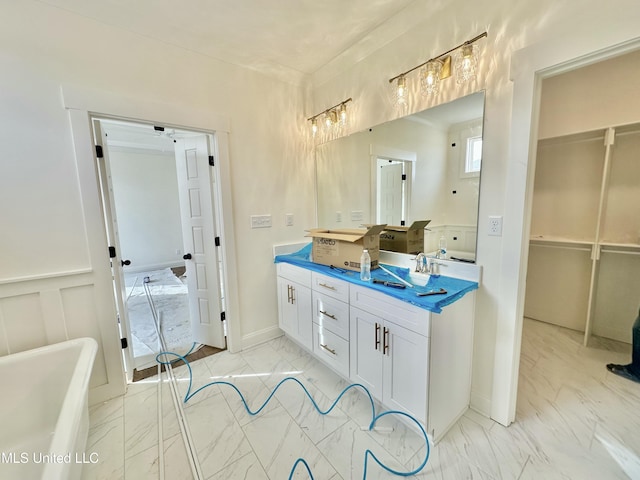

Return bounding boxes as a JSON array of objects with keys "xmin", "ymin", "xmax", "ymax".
[
  {"xmin": 125, "ymin": 268, "xmax": 193, "ymax": 369},
  {"xmin": 83, "ymin": 318, "xmax": 640, "ymax": 479}
]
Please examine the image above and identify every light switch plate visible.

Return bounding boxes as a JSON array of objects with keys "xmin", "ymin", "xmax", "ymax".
[
  {"xmin": 285, "ymin": 213, "xmax": 294, "ymax": 226},
  {"xmin": 250, "ymin": 214, "xmax": 272, "ymax": 228}
]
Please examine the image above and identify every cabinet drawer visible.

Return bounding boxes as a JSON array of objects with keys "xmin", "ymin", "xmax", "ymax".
[
  {"xmin": 277, "ymin": 263, "xmax": 312, "ymax": 288},
  {"xmin": 350, "ymin": 285, "xmax": 430, "ymax": 337},
  {"xmin": 312, "ymin": 323, "xmax": 349, "ymax": 377},
  {"xmin": 312, "ymin": 291, "xmax": 349, "ymax": 340},
  {"xmin": 312, "ymin": 272, "xmax": 349, "ymax": 303}
]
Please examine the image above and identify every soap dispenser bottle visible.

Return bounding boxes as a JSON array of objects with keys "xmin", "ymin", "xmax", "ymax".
[
  {"xmin": 438, "ymin": 235, "xmax": 447, "ymax": 259},
  {"xmin": 360, "ymin": 249, "xmax": 371, "ymax": 281}
]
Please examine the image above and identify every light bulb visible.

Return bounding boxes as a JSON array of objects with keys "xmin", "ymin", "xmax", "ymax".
[
  {"xmin": 420, "ymin": 59, "xmax": 443, "ymax": 96},
  {"xmin": 395, "ymin": 75, "xmax": 407, "ymax": 105},
  {"xmin": 338, "ymin": 103, "xmax": 347, "ymax": 126},
  {"xmin": 311, "ymin": 118, "xmax": 318, "ymax": 136},
  {"xmin": 324, "ymin": 111, "xmax": 333, "ymax": 128},
  {"xmin": 454, "ymin": 44, "xmax": 478, "ymax": 84}
]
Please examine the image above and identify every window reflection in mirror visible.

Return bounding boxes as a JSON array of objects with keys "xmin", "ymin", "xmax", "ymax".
[{"xmin": 315, "ymin": 91, "xmax": 485, "ymax": 261}]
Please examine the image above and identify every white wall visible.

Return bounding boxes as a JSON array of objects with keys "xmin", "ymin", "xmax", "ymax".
[
  {"xmin": 308, "ymin": 0, "xmax": 640, "ymax": 422},
  {"xmin": 108, "ymin": 149, "xmax": 184, "ymax": 272},
  {"xmin": 0, "ymin": 1, "xmax": 313, "ymax": 369}
]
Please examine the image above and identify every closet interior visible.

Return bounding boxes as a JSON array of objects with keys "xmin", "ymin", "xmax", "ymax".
[{"xmin": 525, "ymin": 49, "xmax": 640, "ymax": 346}]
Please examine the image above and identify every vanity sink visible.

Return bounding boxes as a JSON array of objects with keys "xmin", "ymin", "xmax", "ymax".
[{"xmin": 408, "ymin": 272, "xmax": 430, "ymax": 287}]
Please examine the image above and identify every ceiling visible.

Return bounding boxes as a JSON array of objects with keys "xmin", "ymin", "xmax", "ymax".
[{"xmin": 39, "ymin": 0, "xmax": 423, "ymax": 84}]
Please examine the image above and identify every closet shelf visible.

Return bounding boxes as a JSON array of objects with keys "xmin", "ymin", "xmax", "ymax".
[{"xmin": 529, "ymin": 236, "xmax": 594, "ymax": 246}]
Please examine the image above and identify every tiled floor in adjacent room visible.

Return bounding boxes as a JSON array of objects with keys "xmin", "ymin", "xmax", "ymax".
[{"xmin": 83, "ymin": 318, "xmax": 640, "ymax": 479}]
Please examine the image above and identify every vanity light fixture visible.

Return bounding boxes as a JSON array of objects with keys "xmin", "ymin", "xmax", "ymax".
[
  {"xmin": 389, "ymin": 32, "xmax": 487, "ymax": 101},
  {"xmin": 454, "ymin": 43, "xmax": 479, "ymax": 83},
  {"xmin": 420, "ymin": 59, "xmax": 444, "ymax": 95},
  {"xmin": 393, "ymin": 74, "xmax": 408, "ymax": 106},
  {"xmin": 307, "ymin": 98, "xmax": 352, "ymax": 137}
]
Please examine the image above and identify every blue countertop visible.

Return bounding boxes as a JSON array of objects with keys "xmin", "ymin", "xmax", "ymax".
[{"xmin": 274, "ymin": 244, "xmax": 478, "ymax": 314}]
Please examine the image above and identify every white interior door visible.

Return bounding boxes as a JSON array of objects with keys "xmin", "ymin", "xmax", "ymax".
[
  {"xmin": 92, "ymin": 119, "xmax": 134, "ymax": 380},
  {"xmin": 174, "ymin": 135, "xmax": 226, "ymax": 349},
  {"xmin": 378, "ymin": 162, "xmax": 404, "ymax": 225}
]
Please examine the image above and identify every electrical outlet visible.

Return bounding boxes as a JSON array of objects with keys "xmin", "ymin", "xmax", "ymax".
[
  {"xmin": 488, "ymin": 215, "xmax": 503, "ymax": 236},
  {"xmin": 336, "ymin": 211, "xmax": 342, "ymax": 222},
  {"xmin": 351, "ymin": 210, "xmax": 364, "ymax": 222},
  {"xmin": 285, "ymin": 213, "xmax": 294, "ymax": 226},
  {"xmin": 250, "ymin": 214, "xmax": 272, "ymax": 228}
]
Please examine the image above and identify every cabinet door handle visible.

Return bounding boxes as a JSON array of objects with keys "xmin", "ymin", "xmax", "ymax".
[
  {"xmin": 319, "ymin": 310, "xmax": 336, "ymax": 320},
  {"xmin": 320, "ymin": 344, "xmax": 336, "ymax": 355},
  {"xmin": 290, "ymin": 286, "xmax": 295, "ymax": 304},
  {"xmin": 318, "ymin": 282, "xmax": 336, "ymax": 291},
  {"xmin": 375, "ymin": 322, "xmax": 380, "ymax": 351},
  {"xmin": 383, "ymin": 327, "xmax": 389, "ymax": 355},
  {"xmin": 287, "ymin": 285, "xmax": 292, "ymax": 303}
]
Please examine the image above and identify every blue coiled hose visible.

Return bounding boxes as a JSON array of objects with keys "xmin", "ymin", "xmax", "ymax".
[{"xmin": 156, "ymin": 348, "xmax": 430, "ymax": 479}]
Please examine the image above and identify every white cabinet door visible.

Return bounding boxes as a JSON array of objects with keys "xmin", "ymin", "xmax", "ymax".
[
  {"xmin": 277, "ymin": 276, "xmax": 312, "ymax": 349},
  {"xmin": 351, "ymin": 305, "xmax": 429, "ymax": 422},
  {"xmin": 349, "ymin": 307, "xmax": 384, "ymax": 399},
  {"xmin": 278, "ymin": 276, "xmax": 296, "ymax": 337},
  {"xmin": 383, "ymin": 321, "xmax": 429, "ymax": 423}
]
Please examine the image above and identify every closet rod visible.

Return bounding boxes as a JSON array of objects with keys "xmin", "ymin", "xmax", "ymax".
[{"xmin": 600, "ymin": 248, "xmax": 640, "ymax": 256}]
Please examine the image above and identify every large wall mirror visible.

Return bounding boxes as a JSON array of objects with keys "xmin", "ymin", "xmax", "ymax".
[{"xmin": 315, "ymin": 91, "xmax": 485, "ymax": 261}]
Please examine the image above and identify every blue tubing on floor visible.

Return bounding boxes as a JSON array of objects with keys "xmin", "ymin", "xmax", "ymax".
[{"xmin": 156, "ymin": 349, "xmax": 430, "ymax": 479}]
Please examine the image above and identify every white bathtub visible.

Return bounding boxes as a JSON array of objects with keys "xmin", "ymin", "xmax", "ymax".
[{"xmin": 0, "ymin": 337, "xmax": 98, "ymax": 480}]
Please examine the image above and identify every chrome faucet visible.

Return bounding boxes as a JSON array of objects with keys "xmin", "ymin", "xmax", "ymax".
[{"xmin": 415, "ymin": 252, "xmax": 427, "ymax": 273}]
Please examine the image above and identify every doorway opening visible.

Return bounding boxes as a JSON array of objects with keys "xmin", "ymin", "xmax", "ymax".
[
  {"xmin": 376, "ymin": 157, "xmax": 412, "ymax": 226},
  {"xmin": 92, "ymin": 117, "xmax": 227, "ymax": 380}
]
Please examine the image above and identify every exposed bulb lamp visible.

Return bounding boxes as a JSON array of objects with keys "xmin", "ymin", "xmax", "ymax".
[
  {"xmin": 389, "ymin": 32, "xmax": 487, "ymax": 99},
  {"xmin": 394, "ymin": 74, "xmax": 407, "ymax": 105},
  {"xmin": 307, "ymin": 98, "xmax": 352, "ymax": 136},
  {"xmin": 454, "ymin": 43, "xmax": 478, "ymax": 84},
  {"xmin": 420, "ymin": 59, "xmax": 443, "ymax": 95}
]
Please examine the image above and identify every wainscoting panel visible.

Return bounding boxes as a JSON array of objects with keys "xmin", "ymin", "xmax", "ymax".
[{"xmin": 0, "ymin": 270, "xmax": 113, "ymax": 395}]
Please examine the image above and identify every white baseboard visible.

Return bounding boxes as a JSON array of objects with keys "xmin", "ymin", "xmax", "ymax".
[
  {"xmin": 241, "ymin": 325, "xmax": 283, "ymax": 350},
  {"xmin": 470, "ymin": 390, "xmax": 492, "ymax": 418}
]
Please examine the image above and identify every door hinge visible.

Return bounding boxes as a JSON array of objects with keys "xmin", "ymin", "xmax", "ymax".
[
  {"xmin": 121, "ymin": 337, "xmax": 128, "ymax": 349},
  {"xmin": 401, "ymin": 173, "xmax": 407, "ymax": 181},
  {"xmin": 109, "ymin": 246, "xmax": 116, "ymax": 258},
  {"xmin": 214, "ymin": 236, "xmax": 221, "ymax": 247},
  {"xmin": 95, "ymin": 145, "xmax": 104, "ymax": 158},
  {"xmin": 220, "ymin": 311, "xmax": 226, "ymax": 322},
  {"xmin": 209, "ymin": 155, "xmax": 215, "ymax": 166}
]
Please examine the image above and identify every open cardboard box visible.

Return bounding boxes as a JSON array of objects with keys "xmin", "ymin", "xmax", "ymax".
[
  {"xmin": 378, "ymin": 220, "xmax": 431, "ymax": 254},
  {"xmin": 306, "ymin": 224, "xmax": 387, "ymax": 272}
]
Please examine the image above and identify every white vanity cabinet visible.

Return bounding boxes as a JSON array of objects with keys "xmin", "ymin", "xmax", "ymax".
[
  {"xmin": 276, "ymin": 263, "xmax": 312, "ymax": 350},
  {"xmin": 275, "ymin": 261, "xmax": 477, "ymax": 442}
]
